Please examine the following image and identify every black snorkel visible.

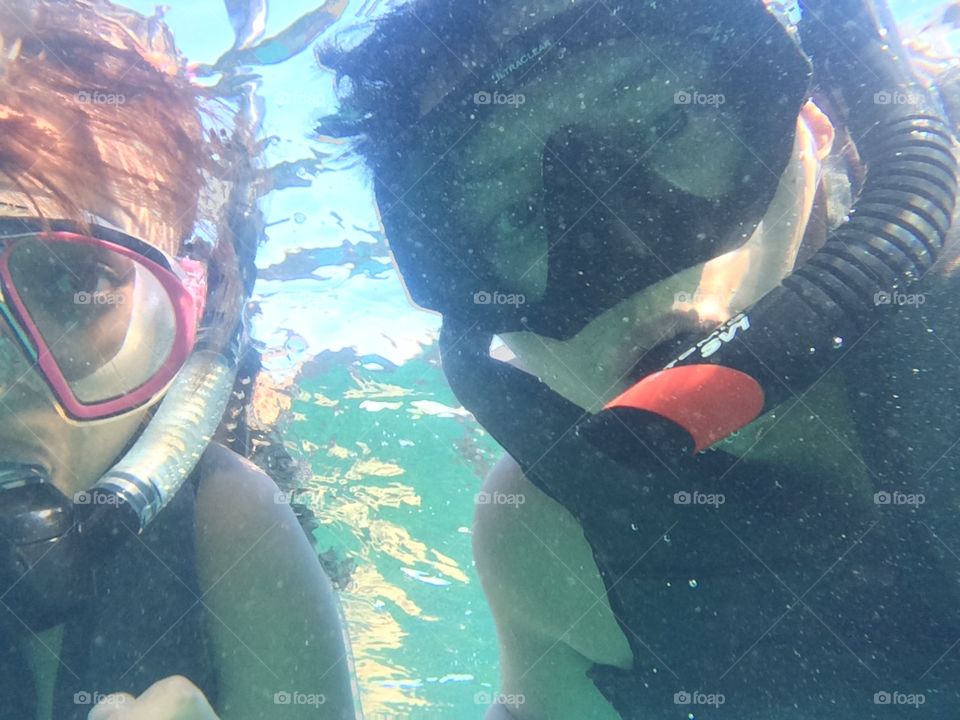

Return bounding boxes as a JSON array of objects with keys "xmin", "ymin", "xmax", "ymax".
[
  {"xmin": 574, "ymin": 0, "xmax": 958, "ymax": 462},
  {"xmin": 0, "ymin": 463, "xmax": 126, "ymax": 632}
]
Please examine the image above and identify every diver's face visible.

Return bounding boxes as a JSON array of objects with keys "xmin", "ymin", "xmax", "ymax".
[
  {"xmin": 500, "ymin": 104, "xmax": 829, "ymax": 411},
  {"xmin": 403, "ymin": 36, "xmax": 749, "ymax": 302},
  {"xmin": 0, "ymin": 238, "xmax": 153, "ymax": 498},
  {"xmin": 380, "ymin": 27, "xmax": 755, "ymax": 326}
]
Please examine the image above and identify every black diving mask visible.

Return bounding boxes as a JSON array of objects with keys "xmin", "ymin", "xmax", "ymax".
[
  {"xmin": 0, "ymin": 462, "xmax": 136, "ymax": 632},
  {"xmin": 371, "ymin": 0, "xmax": 812, "ymax": 340}
]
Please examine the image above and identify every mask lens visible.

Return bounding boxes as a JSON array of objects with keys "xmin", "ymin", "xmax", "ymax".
[{"xmin": 7, "ymin": 239, "xmax": 178, "ymax": 403}]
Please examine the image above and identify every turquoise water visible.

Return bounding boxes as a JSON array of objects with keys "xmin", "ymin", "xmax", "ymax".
[{"xmin": 119, "ymin": 1, "xmax": 960, "ymax": 717}]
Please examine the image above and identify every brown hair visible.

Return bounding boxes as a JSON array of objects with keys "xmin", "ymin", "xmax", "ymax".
[
  {"xmin": 0, "ymin": 0, "xmax": 205, "ymax": 256},
  {"xmin": 0, "ymin": 0, "xmax": 252, "ymax": 354}
]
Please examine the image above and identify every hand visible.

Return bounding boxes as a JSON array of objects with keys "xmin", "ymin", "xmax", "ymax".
[{"xmin": 88, "ymin": 675, "xmax": 220, "ymax": 720}]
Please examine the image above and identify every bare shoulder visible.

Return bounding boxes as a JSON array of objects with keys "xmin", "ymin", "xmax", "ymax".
[
  {"xmin": 191, "ymin": 443, "xmax": 357, "ymax": 718},
  {"xmin": 473, "ymin": 453, "xmax": 631, "ymax": 668},
  {"xmin": 192, "ymin": 441, "xmax": 322, "ymax": 608},
  {"xmin": 195, "ymin": 442, "xmax": 287, "ymax": 527}
]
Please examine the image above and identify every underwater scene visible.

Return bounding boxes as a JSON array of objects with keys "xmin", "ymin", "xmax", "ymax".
[{"xmin": 2, "ymin": 0, "xmax": 960, "ymax": 718}]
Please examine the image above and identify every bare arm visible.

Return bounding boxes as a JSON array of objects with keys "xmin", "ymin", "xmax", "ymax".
[
  {"xmin": 195, "ymin": 444, "xmax": 357, "ymax": 719},
  {"xmin": 472, "ymin": 454, "xmax": 629, "ymax": 720}
]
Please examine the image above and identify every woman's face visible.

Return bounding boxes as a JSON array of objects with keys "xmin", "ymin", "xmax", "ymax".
[{"xmin": 0, "ymin": 223, "xmax": 164, "ymax": 498}]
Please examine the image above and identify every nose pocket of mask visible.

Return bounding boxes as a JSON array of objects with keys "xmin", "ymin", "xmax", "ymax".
[{"xmin": 0, "ymin": 332, "xmax": 48, "ymax": 400}]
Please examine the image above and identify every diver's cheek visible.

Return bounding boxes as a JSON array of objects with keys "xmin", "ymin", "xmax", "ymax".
[
  {"xmin": 0, "ymin": 333, "xmax": 150, "ymax": 496},
  {"xmin": 56, "ymin": 409, "xmax": 148, "ymax": 496},
  {"xmin": 682, "ymin": 100, "xmax": 836, "ymax": 324}
]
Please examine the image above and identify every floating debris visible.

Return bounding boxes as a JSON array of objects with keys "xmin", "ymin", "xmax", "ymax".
[{"xmin": 401, "ymin": 568, "xmax": 452, "ymax": 587}]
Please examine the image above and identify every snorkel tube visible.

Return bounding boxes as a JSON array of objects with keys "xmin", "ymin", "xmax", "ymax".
[
  {"xmin": 89, "ymin": 344, "xmax": 239, "ymax": 531},
  {"xmin": 578, "ymin": 0, "xmax": 959, "ymax": 461},
  {"xmin": 0, "ymin": 347, "xmax": 239, "ymax": 631},
  {"xmin": 85, "ymin": 63, "xmax": 264, "ymax": 535}
]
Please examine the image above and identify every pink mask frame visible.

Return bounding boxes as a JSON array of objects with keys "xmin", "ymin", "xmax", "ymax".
[{"xmin": 0, "ymin": 230, "xmax": 204, "ymax": 420}]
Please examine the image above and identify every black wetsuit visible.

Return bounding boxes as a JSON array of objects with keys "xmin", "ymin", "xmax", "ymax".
[
  {"xmin": 0, "ymin": 474, "xmax": 217, "ymax": 720},
  {"xmin": 572, "ymin": 243, "xmax": 960, "ymax": 718}
]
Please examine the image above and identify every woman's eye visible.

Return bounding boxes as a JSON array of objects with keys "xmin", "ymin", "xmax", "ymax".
[{"xmin": 93, "ymin": 262, "xmax": 124, "ymax": 292}]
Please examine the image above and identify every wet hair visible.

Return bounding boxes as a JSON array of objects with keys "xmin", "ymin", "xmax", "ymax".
[
  {"xmin": 316, "ymin": 0, "xmax": 804, "ymax": 161},
  {"xmin": 0, "ymin": 0, "xmax": 204, "ymax": 255},
  {"xmin": 0, "ymin": 0, "xmax": 250, "ymax": 351}
]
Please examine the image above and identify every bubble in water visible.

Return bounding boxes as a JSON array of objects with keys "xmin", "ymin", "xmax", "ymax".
[
  {"xmin": 293, "ymin": 212, "xmax": 307, "ymax": 224},
  {"xmin": 688, "ymin": 579, "xmax": 698, "ymax": 589}
]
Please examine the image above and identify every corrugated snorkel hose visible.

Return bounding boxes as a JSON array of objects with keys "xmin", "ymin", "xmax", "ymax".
[
  {"xmin": 577, "ymin": 0, "xmax": 960, "ymax": 461},
  {"xmin": 794, "ymin": 113, "xmax": 955, "ymax": 321},
  {"xmin": 91, "ymin": 349, "xmax": 237, "ymax": 531},
  {"xmin": 680, "ymin": 0, "xmax": 960, "ymax": 407},
  {"xmin": 721, "ymin": 105, "xmax": 959, "ymax": 407}
]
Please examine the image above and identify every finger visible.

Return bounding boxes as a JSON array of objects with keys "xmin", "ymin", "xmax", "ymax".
[
  {"xmin": 137, "ymin": 675, "xmax": 217, "ymax": 718},
  {"xmin": 87, "ymin": 693, "xmax": 135, "ymax": 720}
]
